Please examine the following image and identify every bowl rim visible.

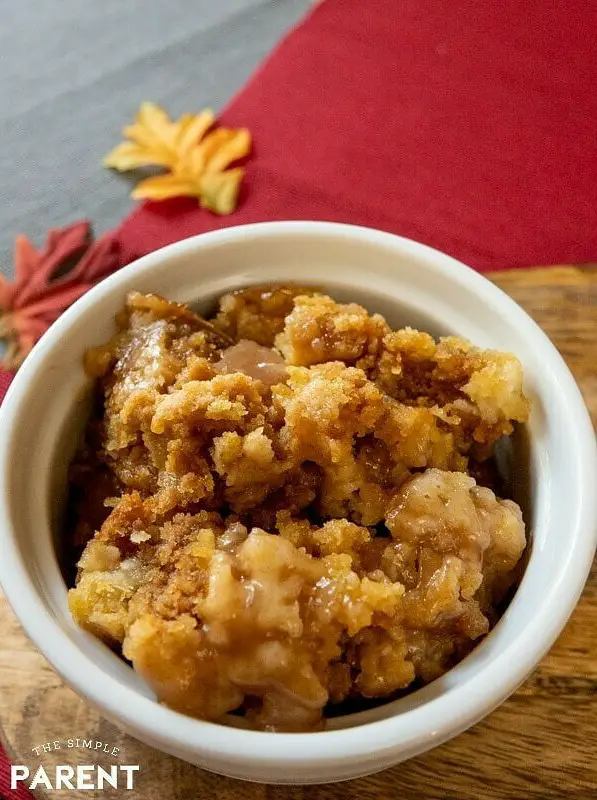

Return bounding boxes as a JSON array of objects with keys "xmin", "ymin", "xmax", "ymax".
[{"xmin": 0, "ymin": 221, "xmax": 595, "ymax": 773}]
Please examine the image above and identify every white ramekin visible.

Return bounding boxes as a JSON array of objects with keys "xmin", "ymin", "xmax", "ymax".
[{"xmin": 0, "ymin": 222, "xmax": 595, "ymax": 784}]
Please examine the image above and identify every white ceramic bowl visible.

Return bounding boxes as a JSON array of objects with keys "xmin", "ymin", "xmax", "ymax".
[{"xmin": 0, "ymin": 222, "xmax": 595, "ymax": 784}]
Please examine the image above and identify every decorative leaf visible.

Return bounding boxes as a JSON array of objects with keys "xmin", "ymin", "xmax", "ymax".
[
  {"xmin": 104, "ymin": 102, "xmax": 181, "ymax": 169},
  {"xmin": 14, "ymin": 235, "xmax": 39, "ymax": 284},
  {"xmin": 13, "ymin": 221, "xmax": 90, "ymax": 309},
  {"xmin": 104, "ymin": 102, "xmax": 251, "ymax": 214},
  {"xmin": 176, "ymin": 110, "xmax": 216, "ymax": 156},
  {"xmin": 103, "ymin": 141, "xmax": 166, "ymax": 171},
  {"xmin": 131, "ymin": 173, "xmax": 198, "ymax": 201},
  {"xmin": 59, "ymin": 232, "xmax": 122, "ymax": 285},
  {"xmin": 0, "ymin": 222, "xmax": 123, "ymax": 370},
  {"xmin": 199, "ymin": 129, "xmax": 252, "ymax": 173},
  {"xmin": 200, "ymin": 168, "xmax": 245, "ymax": 215}
]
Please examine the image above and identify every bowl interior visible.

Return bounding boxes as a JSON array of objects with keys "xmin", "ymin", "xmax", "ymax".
[
  {"xmin": 56, "ymin": 279, "xmax": 530, "ymax": 728},
  {"xmin": 1, "ymin": 223, "xmax": 591, "ymax": 746}
]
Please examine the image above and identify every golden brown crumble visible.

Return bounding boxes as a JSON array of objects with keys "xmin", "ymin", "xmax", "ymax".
[
  {"xmin": 68, "ymin": 286, "xmax": 528, "ymax": 731},
  {"xmin": 215, "ymin": 284, "xmax": 316, "ymax": 347}
]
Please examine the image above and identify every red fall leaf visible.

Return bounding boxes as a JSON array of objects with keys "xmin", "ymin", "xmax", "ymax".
[{"xmin": 0, "ymin": 221, "xmax": 123, "ymax": 370}]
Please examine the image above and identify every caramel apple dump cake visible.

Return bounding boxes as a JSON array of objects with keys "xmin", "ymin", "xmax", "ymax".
[{"xmin": 67, "ymin": 285, "xmax": 529, "ymax": 731}]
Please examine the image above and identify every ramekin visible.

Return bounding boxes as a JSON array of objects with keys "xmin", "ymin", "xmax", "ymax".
[{"xmin": 0, "ymin": 222, "xmax": 595, "ymax": 784}]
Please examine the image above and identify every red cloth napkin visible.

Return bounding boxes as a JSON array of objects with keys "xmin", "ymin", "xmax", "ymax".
[
  {"xmin": 116, "ymin": 0, "xmax": 597, "ymax": 272},
  {"xmin": 0, "ymin": 745, "xmax": 32, "ymax": 800},
  {"xmin": 0, "ymin": 370, "xmax": 13, "ymax": 400}
]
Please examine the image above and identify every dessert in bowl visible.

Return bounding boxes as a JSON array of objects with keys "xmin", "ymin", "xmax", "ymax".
[
  {"xmin": 67, "ymin": 285, "xmax": 528, "ymax": 733},
  {"xmin": 0, "ymin": 222, "xmax": 595, "ymax": 783}
]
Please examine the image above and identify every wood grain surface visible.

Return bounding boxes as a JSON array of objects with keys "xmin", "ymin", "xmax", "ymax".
[{"xmin": 1, "ymin": 266, "xmax": 596, "ymax": 800}]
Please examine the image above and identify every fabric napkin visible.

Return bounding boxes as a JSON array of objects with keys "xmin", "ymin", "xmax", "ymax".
[
  {"xmin": 0, "ymin": 745, "xmax": 32, "ymax": 800},
  {"xmin": 116, "ymin": 0, "xmax": 597, "ymax": 272}
]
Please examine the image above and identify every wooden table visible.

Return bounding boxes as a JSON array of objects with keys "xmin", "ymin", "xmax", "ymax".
[{"xmin": 1, "ymin": 266, "xmax": 596, "ymax": 799}]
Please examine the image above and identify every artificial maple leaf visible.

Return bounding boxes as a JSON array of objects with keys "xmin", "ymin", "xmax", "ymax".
[
  {"xmin": 104, "ymin": 102, "xmax": 251, "ymax": 214},
  {"xmin": 0, "ymin": 222, "xmax": 122, "ymax": 370},
  {"xmin": 104, "ymin": 103, "xmax": 216, "ymax": 170}
]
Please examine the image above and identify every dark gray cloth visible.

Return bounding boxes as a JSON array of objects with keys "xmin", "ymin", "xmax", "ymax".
[{"xmin": 0, "ymin": 0, "xmax": 309, "ymax": 275}]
